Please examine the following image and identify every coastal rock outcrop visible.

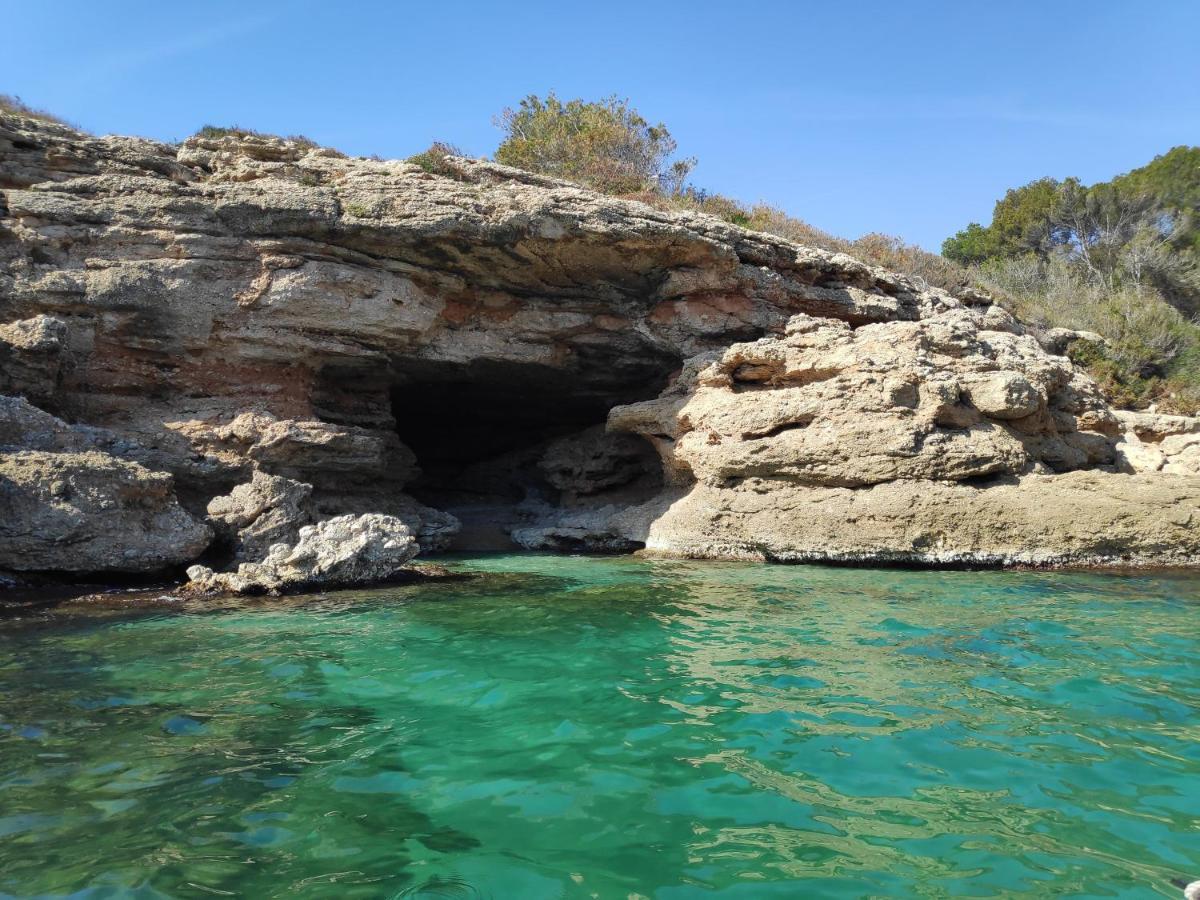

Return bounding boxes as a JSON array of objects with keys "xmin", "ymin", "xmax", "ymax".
[
  {"xmin": 0, "ymin": 395, "xmax": 212, "ymax": 574},
  {"xmin": 0, "ymin": 448, "xmax": 211, "ymax": 575},
  {"xmin": 205, "ymin": 470, "xmax": 314, "ymax": 563},
  {"xmin": 186, "ymin": 513, "xmax": 419, "ymax": 594},
  {"xmin": 0, "ymin": 314, "xmax": 66, "ymax": 404},
  {"xmin": 557, "ymin": 308, "xmax": 1200, "ymax": 565},
  {"xmin": 2, "ymin": 108, "xmax": 1199, "ymax": 578}
]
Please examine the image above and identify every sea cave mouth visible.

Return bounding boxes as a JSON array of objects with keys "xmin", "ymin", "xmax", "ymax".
[{"xmin": 388, "ymin": 356, "xmax": 671, "ymax": 550}]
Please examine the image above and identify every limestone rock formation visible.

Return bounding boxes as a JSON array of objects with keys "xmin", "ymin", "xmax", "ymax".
[
  {"xmin": 1113, "ymin": 411, "xmax": 1200, "ymax": 476},
  {"xmin": 0, "ymin": 448, "xmax": 211, "ymax": 575},
  {"xmin": 2, "ymin": 108, "xmax": 1199, "ymax": 577},
  {"xmin": 0, "ymin": 314, "xmax": 66, "ymax": 404},
  {"xmin": 205, "ymin": 470, "xmax": 314, "ymax": 562},
  {"xmin": 186, "ymin": 513, "xmax": 419, "ymax": 594},
  {"xmin": 592, "ymin": 310, "xmax": 1200, "ymax": 565},
  {"xmin": 0, "ymin": 395, "xmax": 212, "ymax": 574},
  {"xmin": 539, "ymin": 426, "xmax": 661, "ymax": 497},
  {"xmin": 631, "ymin": 473, "xmax": 1200, "ymax": 566}
]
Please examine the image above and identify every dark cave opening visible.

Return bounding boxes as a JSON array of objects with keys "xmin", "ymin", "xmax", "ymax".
[{"xmin": 388, "ymin": 356, "xmax": 673, "ymax": 549}]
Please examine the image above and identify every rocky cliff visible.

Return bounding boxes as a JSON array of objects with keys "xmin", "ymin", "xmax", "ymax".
[{"xmin": 2, "ymin": 110, "xmax": 1199, "ymax": 587}]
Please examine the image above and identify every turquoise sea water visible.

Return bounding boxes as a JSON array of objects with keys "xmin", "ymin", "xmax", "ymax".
[{"xmin": 0, "ymin": 554, "xmax": 1197, "ymax": 899}]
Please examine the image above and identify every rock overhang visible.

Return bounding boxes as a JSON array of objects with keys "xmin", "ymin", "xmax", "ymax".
[{"xmin": 2, "ymin": 110, "xmax": 1200, "ymax": 579}]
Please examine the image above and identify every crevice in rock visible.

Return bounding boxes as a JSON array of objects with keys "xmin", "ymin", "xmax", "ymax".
[{"xmin": 740, "ymin": 417, "xmax": 815, "ymax": 441}]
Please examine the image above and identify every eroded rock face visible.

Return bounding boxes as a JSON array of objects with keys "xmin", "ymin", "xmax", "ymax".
[
  {"xmin": 611, "ymin": 310, "xmax": 1120, "ymax": 489},
  {"xmin": 186, "ymin": 513, "xmax": 418, "ymax": 594},
  {"xmin": 0, "ymin": 395, "xmax": 213, "ymax": 574},
  {"xmin": 586, "ymin": 309, "xmax": 1200, "ymax": 566},
  {"xmin": 539, "ymin": 426, "xmax": 660, "ymax": 497},
  {"xmin": 206, "ymin": 470, "xmax": 314, "ymax": 563},
  {"xmin": 0, "ymin": 449, "xmax": 211, "ymax": 574},
  {"xmin": 1113, "ymin": 411, "xmax": 1200, "ymax": 477},
  {"xmin": 633, "ymin": 474, "xmax": 1200, "ymax": 566},
  {"xmin": 2, "ymin": 109, "xmax": 1200, "ymax": 574},
  {"xmin": 0, "ymin": 314, "xmax": 67, "ymax": 404}
]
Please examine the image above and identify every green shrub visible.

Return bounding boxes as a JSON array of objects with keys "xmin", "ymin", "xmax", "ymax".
[
  {"xmin": 407, "ymin": 141, "xmax": 465, "ymax": 176},
  {"xmin": 494, "ymin": 93, "xmax": 694, "ymax": 195}
]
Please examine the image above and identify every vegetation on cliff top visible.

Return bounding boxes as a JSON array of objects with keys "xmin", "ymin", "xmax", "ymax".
[
  {"xmin": 488, "ymin": 93, "xmax": 970, "ymax": 296},
  {"xmin": 487, "ymin": 93, "xmax": 1200, "ymax": 413},
  {"xmin": 5, "ymin": 92, "xmax": 1198, "ymax": 412},
  {"xmin": 195, "ymin": 124, "xmax": 319, "ymax": 148},
  {"xmin": 945, "ymin": 150, "xmax": 1200, "ymax": 413}
]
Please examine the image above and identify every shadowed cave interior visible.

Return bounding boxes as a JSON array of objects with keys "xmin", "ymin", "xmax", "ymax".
[{"xmin": 389, "ymin": 357, "xmax": 672, "ymax": 550}]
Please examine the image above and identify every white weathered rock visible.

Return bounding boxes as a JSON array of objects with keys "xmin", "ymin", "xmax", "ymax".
[
  {"xmin": 598, "ymin": 310, "xmax": 1200, "ymax": 566},
  {"xmin": 1113, "ymin": 410, "xmax": 1200, "ymax": 476},
  {"xmin": 187, "ymin": 513, "xmax": 418, "ymax": 594},
  {"xmin": 206, "ymin": 470, "xmax": 314, "ymax": 562},
  {"xmin": 961, "ymin": 371, "xmax": 1044, "ymax": 420}
]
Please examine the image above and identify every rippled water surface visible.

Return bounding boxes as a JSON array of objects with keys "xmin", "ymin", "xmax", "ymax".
[{"xmin": 1, "ymin": 555, "xmax": 1198, "ymax": 898}]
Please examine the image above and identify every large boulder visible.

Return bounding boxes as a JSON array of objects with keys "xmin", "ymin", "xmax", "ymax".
[
  {"xmin": 205, "ymin": 470, "xmax": 314, "ymax": 562},
  {"xmin": 186, "ymin": 513, "xmax": 418, "ymax": 594},
  {"xmin": 0, "ymin": 449, "xmax": 211, "ymax": 574},
  {"xmin": 634, "ymin": 472, "xmax": 1200, "ymax": 566},
  {"xmin": 596, "ymin": 310, "xmax": 1200, "ymax": 566}
]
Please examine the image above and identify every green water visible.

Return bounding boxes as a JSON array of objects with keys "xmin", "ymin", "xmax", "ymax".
[{"xmin": 0, "ymin": 555, "xmax": 1197, "ymax": 899}]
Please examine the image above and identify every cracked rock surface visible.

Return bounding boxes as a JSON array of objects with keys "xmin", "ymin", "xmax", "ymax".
[{"xmin": 2, "ymin": 110, "xmax": 1199, "ymax": 581}]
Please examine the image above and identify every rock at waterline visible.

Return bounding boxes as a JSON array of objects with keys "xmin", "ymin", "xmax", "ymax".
[{"xmin": 186, "ymin": 513, "xmax": 419, "ymax": 594}]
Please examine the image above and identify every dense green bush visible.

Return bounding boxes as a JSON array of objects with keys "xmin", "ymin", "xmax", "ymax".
[{"xmin": 494, "ymin": 93, "xmax": 695, "ymax": 196}]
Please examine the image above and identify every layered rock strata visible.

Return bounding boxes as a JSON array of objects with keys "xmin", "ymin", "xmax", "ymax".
[{"xmin": 2, "ymin": 109, "xmax": 1199, "ymax": 582}]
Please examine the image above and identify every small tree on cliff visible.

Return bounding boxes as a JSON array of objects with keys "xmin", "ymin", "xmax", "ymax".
[{"xmin": 494, "ymin": 93, "xmax": 695, "ymax": 196}]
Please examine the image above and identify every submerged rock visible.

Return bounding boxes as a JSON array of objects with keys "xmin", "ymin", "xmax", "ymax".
[{"xmin": 186, "ymin": 513, "xmax": 419, "ymax": 594}]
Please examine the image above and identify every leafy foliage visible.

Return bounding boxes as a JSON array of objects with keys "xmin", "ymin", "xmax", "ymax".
[
  {"xmin": 942, "ymin": 148, "xmax": 1200, "ymax": 412},
  {"xmin": 494, "ymin": 93, "xmax": 695, "ymax": 195},
  {"xmin": 1111, "ymin": 146, "xmax": 1200, "ymax": 252}
]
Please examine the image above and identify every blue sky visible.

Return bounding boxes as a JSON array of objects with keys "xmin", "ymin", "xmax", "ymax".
[{"xmin": 4, "ymin": 0, "xmax": 1197, "ymax": 250}]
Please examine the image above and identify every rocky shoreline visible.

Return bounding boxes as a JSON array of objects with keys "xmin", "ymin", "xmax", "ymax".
[{"xmin": 2, "ymin": 109, "xmax": 1199, "ymax": 593}]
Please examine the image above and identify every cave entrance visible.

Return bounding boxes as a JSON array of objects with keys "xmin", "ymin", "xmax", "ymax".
[{"xmin": 389, "ymin": 356, "xmax": 671, "ymax": 550}]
